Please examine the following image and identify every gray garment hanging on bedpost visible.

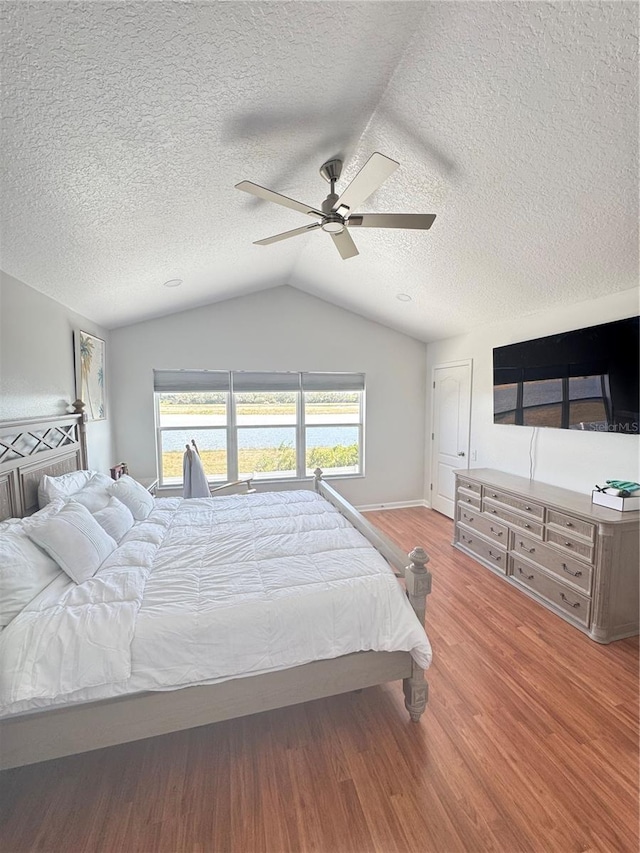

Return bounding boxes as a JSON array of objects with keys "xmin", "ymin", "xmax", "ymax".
[{"xmin": 183, "ymin": 443, "xmax": 210, "ymax": 498}]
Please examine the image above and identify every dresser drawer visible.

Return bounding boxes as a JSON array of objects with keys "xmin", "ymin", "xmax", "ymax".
[
  {"xmin": 545, "ymin": 529, "xmax": 594, "ymax": 564},
  {"xmin": 458, "ymin": 526, "xmax": 507, "ymax": 573},
  {"xmin": 483, "ymin": 498, "xmax": 544, "ymax": 539},
  {"xmin": 457, "ymin": 505, "xmax": 509, "ymax": 545},
  {"xmin": 456, "ymin": 476, "xmax": 481, "ymax": 496},
  {"xmin": 510, "ymin": 556, "xmax": 591, "ymax": 627},
  {"xmin": 458, "ymin": 488, "xmax": 481, "ymax": 510},
  {"xmin": 511, "ymin": 534, "xmax": 593, "ymax": 594},
  {"xmin": 546, "ymin": 509, "xmax": 595, "ymax": 543},
  {"xmin": 481, "ymin": 488, "xmax": 544, "ymax": 521}
]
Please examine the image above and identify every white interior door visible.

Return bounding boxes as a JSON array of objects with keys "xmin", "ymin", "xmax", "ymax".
[{"xmin": 430, "ymin": 360, "xmax": 472, "ymax": 518}]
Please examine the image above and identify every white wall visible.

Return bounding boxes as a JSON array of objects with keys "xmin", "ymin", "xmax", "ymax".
[
  {"xmin": 110, "ymin": 285, "xmax": 427, "ymax": 507},
  {"xmin": 426, "ymin": 288, "xmax": 640, "ymax": 497},
  {"xmin": 0, "ymin": 271, "xmax": 114, "ymax": 471}
]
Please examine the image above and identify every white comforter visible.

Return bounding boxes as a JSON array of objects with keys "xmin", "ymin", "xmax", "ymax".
[{"xmin": 0, "ymin": 490, "xmax": 432, "ymax": 717}]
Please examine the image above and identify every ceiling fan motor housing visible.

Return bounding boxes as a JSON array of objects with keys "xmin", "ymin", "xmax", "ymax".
[{"xmin": 320, "ymin": 193, "xmax": 345, "ymax": 233}]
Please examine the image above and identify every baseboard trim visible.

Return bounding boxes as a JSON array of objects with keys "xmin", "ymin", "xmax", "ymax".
[{"xmin": 356, "ymin": 499, "xmax": 430, "ymax": 512}]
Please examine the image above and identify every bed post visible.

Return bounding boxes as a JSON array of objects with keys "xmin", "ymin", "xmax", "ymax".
[
  {"xmin": 314, "ymin": 469, "xmax": 432, "ymax": 723},
  {"xmin": 403, "ymin": 547, "xmax": 431, "ymax": 722},
  {"xmin": 72, "ymin": 399, "xmax": 89, "ymax": 468}
]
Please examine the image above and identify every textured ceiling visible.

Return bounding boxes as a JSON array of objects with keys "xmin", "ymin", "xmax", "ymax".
[{"xmin": 1, "ymin": 1, "xmax": 637, "ymax": 341}]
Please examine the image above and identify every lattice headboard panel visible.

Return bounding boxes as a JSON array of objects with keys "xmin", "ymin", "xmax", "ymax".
[{"xmin": 0, "ymin": 413, "xmax": 87, "ymax": 519}]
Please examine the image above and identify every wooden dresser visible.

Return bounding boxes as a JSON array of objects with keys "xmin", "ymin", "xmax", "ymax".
[{"xmin": 453, "ymin": 468, "xmax": 639, "ymax": 643}]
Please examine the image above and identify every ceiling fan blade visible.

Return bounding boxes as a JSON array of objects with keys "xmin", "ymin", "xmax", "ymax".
[
  {"xmin": 333, "ymin": 152, "xmax": 399, "ymax": 214},
  {"xmin": 330, "ymin": 228, "xmax": 359, "ymax": 260},
  {"xmin": 254, "ymin": 222, "xmax": 321, "ymax": 246},
  {"xmin": 236, "ymin": 181, "xmax": 323, "ymax": 218},
  {"xmin": 347, "ymin": 213, "xmax": 436, "ymax": 230}
]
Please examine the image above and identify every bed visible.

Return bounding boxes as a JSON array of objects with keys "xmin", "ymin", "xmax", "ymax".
[{"xmin": 0, "ymin": 410, "xmax": 432, "ymax": 769}]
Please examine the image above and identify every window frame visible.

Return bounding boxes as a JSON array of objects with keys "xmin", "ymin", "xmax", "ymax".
[
  {"xmin": 302, "ymin": 389, "xmax": 364, "ymax": 478},
  {"xmin": 154, "ymin": 393, "xmax": 230, "ymax": 487},
  {"xmin": 154, "ymin": 372, "xmax": 365, "ymax": 487}
]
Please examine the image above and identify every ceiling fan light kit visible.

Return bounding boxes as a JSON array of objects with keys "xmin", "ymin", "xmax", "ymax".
[{"xmin": 235, "ymin": 152, "xmax": 436, "ymax": 260}]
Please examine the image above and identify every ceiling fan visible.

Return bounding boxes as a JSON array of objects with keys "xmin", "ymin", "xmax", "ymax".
[{"xmin": 235, "ymin": 152, "xmax": 436, "ymax": 260}]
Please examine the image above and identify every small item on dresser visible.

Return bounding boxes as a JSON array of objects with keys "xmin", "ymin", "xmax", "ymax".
[{"xmin": 592, "ymin": 481, "xmax": 640, "ymax": 511}]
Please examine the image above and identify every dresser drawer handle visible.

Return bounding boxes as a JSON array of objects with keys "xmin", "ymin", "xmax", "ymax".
[
  {"xmin": 490, "ymin": 509, "xmax": 498, "ymax": 514},
  {"xmin": 490, "ymin": 527, "xmax": 503, "ymax": 536},
  {"xmin": 518, "ymin": 567, "xmax": 534, "ymax": 580},
  {"xmin": 466, "ymin": 498, "xmax": 473, "ymax": 503},
  {"xmin": 518, "ymin": 541, "xmax": 535, "ymax": 554},
  {"xmin": 524, "ymin": 524, "xmax": 531, "ymax": 529},
  {"xmin": 565, "ymin": 521, "xmax": 574, "ymax": 528},
  {"xmin": 463, "ymin": 513, "xmax": 474, "ymax": 521},
  {"xmin": 560, "ymin": 593, "xmax": 580, "ymax": 609},
  {"xmin": 490, "ymin": 492, "xmax": 498, "ymax": 498},
  {"xmin": 562, "ymin": 563, "xmax": 582, "ymax": 578},
  {"xmin": 524, "ymin": 505, "xmax": 532, "ymax": 511},
  {"xmin": 488, "ymin": 551, "xmax": 501, "ymax": 561},
  {"xmin": 564, "ymin": 541, "xmax": 573, "ymax": 548},
  {"xmin": 462, "ymin": 535, "xmax": 473, "ymax": 544}
]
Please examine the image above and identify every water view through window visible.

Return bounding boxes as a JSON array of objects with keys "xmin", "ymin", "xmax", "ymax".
[{"xmin": 157, "ymin": 383, "xmax": 363, "ymax": 484}]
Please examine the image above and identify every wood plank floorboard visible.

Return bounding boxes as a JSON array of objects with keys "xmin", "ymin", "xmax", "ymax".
[{"xmin": 0, "ymin": 507, "xmax": 637, "ymax": 853}]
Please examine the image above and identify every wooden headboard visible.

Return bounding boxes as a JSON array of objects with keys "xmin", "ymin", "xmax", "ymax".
[{"xmin": 0, "ymin": 410, "xmax": 88, "ymax": 521}]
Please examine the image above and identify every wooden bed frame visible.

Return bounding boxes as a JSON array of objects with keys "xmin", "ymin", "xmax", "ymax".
[{"xmin": 0, "ymin": 410, "xmax": 432, "ymax": 770}]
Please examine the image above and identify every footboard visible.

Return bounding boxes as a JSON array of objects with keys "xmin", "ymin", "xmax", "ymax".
[{"xmin": 313, "ymin": 469, "xmax": 432, "ymax": 721}]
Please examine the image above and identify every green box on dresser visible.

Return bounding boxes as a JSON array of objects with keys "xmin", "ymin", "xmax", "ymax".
[{"xmin": 453, "ymin": 468, "xmax": 639, "ymax": 643}]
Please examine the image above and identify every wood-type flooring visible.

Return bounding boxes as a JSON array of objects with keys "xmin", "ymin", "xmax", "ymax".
[{"xmin": 1, "ymin": 507, "xmax": 638, "ymax": 852}]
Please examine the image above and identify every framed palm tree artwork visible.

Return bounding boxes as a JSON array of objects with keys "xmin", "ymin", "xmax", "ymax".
[{"xmin": 74, "ymin": 330, "xmax": 106, "ymax": 421}]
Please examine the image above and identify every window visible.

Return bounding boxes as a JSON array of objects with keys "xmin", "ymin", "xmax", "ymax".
[
  {"xmin": 154, "ymin": 371, "xmax": 365, "ymax": 486},
  {"xmin": 303, "ymin": 384, "xmax": 362, "ymax": 476}
]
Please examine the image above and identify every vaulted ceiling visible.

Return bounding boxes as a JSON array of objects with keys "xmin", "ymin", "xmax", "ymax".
[{"xmin": 1, "ymin": 1, "xmax": 637, "ymax": 341}]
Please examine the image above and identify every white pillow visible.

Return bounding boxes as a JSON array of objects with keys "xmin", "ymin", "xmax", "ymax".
[
  {"xmin": 20, "ymin": 498, "xmax": 67, "ymax": 528},
  {"xmin": 27, "ymin": 501, "xmax": 117, "ymax": 584},
  {"xmin": 108, "ymin": 475, "xmax": 154, "ymax": 521},
  {"xmin": 38, "ymin": 470, "xmax": 94, "ymax": 508},
  {"xmin": 92, "ymin": 497, "xmax": 135, "ymax": 543},
  {"xmin": 71, "ymin": 473, "xmax": 114, "ymax": 512},
  {"xmin": 0, "ymin": 530, "xmax": 63, "ymax": 627}
]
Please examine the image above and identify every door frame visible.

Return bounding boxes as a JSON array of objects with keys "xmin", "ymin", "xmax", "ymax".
[{"xmin": 428, "ymin": 358, "xmax": 473, "ymax": 511}]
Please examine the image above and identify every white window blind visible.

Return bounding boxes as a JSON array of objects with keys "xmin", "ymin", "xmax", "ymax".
[
  {"xmin": 232, "ymin": 372, "xmax": 301, "ymax": 392},
  {"xmin": 153, "ymin": 370, "xmax": 230, "ymax": 393},
  {"xmin": 154, "ymin": 370, "xmax": 365, "ymax": 393},
  {"xmin": 301, "ymin": 372, "xmax": 365, "ymax": 391}
]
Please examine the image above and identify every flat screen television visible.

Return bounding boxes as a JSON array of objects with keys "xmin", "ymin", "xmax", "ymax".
[{"xmin": 493, "ymin": 317, "xmax": 639, "ymax": 434}]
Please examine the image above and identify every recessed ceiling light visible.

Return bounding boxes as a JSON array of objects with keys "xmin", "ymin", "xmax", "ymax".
[
  {"xmin": 163, "ymin": 279, "xmax": 183, "ymax": 288},
  {"xmin": 396, "ymin": 293, "xmax": 412, "ymax": 302}
]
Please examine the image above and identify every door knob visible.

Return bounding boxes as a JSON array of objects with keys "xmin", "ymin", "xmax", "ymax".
[{"xmin": 457, "ymin": 451, "xmax": 465, "ymax": 457}]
